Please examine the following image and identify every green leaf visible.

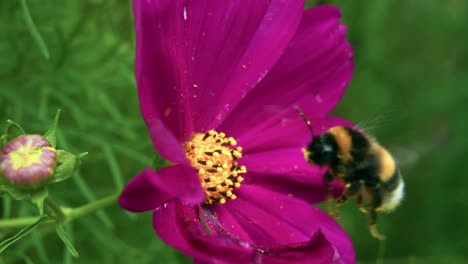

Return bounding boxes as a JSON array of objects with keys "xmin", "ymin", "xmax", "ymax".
[
  {"xmin": 2, "ymin": 120, "xmax": 25, "ymax": 147},
  {"xmin": 43, "ymin": 109, "xmax": 61, "ymax": 148},
  {"xmin": 30, "ymin": 187, "xmax": 49, "ymax": 214},
  {"xmin": 57, "ymin": 134, "xmax": 113, "ymax": 229},
  {"xmin": 72, "ymin": 172, "xmax": 114, "ymax": 229},
  {"xmin": 55, "ymin": 225, "xmax": 79, "ymax": 258},
  {"xmin": 0, "ymin": 215, "xmax": 49, "ymax": 254},
  {"xmin": 103, "ymin": 145, "xmax": 123, "ymax": 190},
  {"xmin": 153, "ymin": 154, "xmax": 169, "ymax": 170},
  {"xmin": 0, "ymin": 184, "xmax": 30, "ymax": 200},
  {"xmin": 102, "ymin": 145, "xmax": 136, "ymax": 220},
  {"xmin": 63, "ymin": 224, "xmax": 74, "ymax": 264},
  {"xmin": 19, "ymin": 0, "xmax": 50, "ymax": 60},
  {"xmin": 96, "ymin": 91, "xmax": 124, "ymax": 123},
  {"xmin": 2, "ymin": 197, "xmax": 11, "ymax": 218},
  {"xmin": 32, "ymin": 233, "xmax": 49, "ymax": 263},
  {"xmin": 23, "ymin": 256, "xmax": 34, "ymax": 264},
  {"xmin": 81, "ymin": 218, "xmax": 125, "ymax": 253}
]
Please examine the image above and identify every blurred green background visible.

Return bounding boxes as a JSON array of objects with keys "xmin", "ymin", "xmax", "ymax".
[{"xmin": 0, "ymin": 0, "xmax": 466, "ymax": 263}]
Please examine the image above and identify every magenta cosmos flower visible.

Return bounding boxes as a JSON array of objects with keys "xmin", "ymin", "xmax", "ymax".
[{"xmin": 120, "ymin": 0, "xmax": 355, "ymax": 263}]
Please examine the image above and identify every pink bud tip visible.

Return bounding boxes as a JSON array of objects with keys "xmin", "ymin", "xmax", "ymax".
[{"xmin": 0, "ymin": 134, "xmax": 57, "ymax": 188}]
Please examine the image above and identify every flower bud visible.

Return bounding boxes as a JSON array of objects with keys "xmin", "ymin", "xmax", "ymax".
[{"xmin": 0, "ymin": 134, "xmax": 57, "ymax": 189}]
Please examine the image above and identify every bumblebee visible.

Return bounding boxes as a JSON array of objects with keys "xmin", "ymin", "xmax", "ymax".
[{"xmin": 296, "ymin": 107, "xmax": 404, "ymax": 240}]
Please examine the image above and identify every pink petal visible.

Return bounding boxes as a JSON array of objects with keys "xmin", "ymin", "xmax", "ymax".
[
  {"xmin": 242, "ymin": 147, "xmax": 318, "ymax": 178},
  {"xmin": 262, "ymin": 230, "xmax": 336, "ymax": 264},
  {"xmin": 119, "ymin": 168, "xmax": 172, "ymax": 212},
  {"xmin": 119, "ymin": 165, "xmax": 204, "ymax": 212},
  {"xmin": 185, "ymin": 0, "xmax": 305, "ymax": 131},
  {"xmin": 133, "ymin": 0, "xmax": 306, "ymax": 138},
  {"xmin": 220, "ymin": 185, "xmax": 355, "ymax": 263},
  {"xmin": 241, "ymin": 147, "xmax": 329, "ymax": 204},
  {"xmin": 204, "ymin": 205, "xmax": 341, "ymax": 263},
  {"xmin": 219, "ymin": 5, "xmax": 353, "ymax": 139},
  {"xmin": 147, "ymin": 118, "xmax": 188, "ymax": 164},
  {"xmin": 133, "ymin": 0, "xmax": 193, "ymax": 141},
  {"xmin": 240, "ymin": 116, "xmax": 353, "ymax": 154},
  {"xmin": 153, "ymin": 202, "xmax": 257, "ymax": 263},
  {"xmin": 205, "ymin": 204, "xmax": 255, "ymax": 246}
]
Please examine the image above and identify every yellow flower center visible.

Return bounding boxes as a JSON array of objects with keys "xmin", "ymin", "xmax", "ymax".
[
  {"xmin": 9, "ymin": 144, "xmax": 54, "ymax": 171},
  {"xmin": 184, "ymin": 130, "xmax": 246, "ymax": 205}
]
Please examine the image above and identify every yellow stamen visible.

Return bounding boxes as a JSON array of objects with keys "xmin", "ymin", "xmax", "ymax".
[{"xmin": 184, "ymin": 130, "xmax": 246, "ymax": 205}]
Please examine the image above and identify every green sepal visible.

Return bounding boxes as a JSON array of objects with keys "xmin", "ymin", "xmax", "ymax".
[
  {"xmin": 56, "ymin": 149, "xmax": 75, "ymax": 163},
  {"xmin": 43, "ymin": 109, "xmax": 61, "ymax": 148},
  {"xmin": 30, "ymin": 187, "xmax": 49, "ymax": 214},
  {"xmin": 51, "ymin": 151, "xmax": 87, "ymax": 184},
  {"xmin": 0, "ymin": 135, "xmax": 7, "ymax": 149},
  {"xmin": 0, "ymin": 215, "xmax": 50, "ymax": 254},
  {"xmin": 56, "ymin": 225, "xmax": 79, "ymax": 258},
  {"xmin": 1, "ymin": 120, "xmax": 25, "ymax": 148}
]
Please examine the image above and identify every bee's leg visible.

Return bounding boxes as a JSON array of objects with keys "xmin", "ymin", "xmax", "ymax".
[
  {"xmin": 368, "ymin": 193, "xmax": 386, "ymax": 240},
  {"xmin": 369, "ymin": 210, "xmax": 385, "ymax": 240},
  {"xmin": 335, "ymin": 181, "xmax": 363, "ymax": 218},
  {"xmin": 336, "ymin": 181, "xmax": 362, "ymax": 205},
  {"xmin": 324, "ymin": 171, "xmax": 334, "ymax": 216},
  {"xmin": 356, "ymin": 194, "xmax": 367, "ymax": 214}
]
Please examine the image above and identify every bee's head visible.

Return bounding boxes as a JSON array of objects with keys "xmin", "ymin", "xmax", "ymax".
[
  {"xmin": 294, "ymin": 106, "xmax": 339, "ymax": 167},
  {"xmin": 305, "ymin": 134, "xmax": 338, "ymax": 167}
]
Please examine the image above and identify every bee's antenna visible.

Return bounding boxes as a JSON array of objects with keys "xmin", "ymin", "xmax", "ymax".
[{"xmin": 294, "ymin": 105, "xmax": 314, "ymax": 136}]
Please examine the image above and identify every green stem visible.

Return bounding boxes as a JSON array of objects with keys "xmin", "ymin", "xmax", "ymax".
[
  {"xmin": 66, "ymin": 193, "xmax": 119, "ymax": 222},
  {"xmin": 0, "ymin": 216, "xmax": 50, "ymax": 229},
  {"xmin": 0, "ymin": 193, "xmax": 120, "ymax": 229},
  {"xmin": 45, "ymin": 197, "xmax": 66, "ymax": 222}
]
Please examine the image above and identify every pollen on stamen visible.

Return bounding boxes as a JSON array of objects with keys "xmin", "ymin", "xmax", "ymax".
[{"xmin": 184, "ymin": 130, "xmax": 246, "ymax": 205}]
